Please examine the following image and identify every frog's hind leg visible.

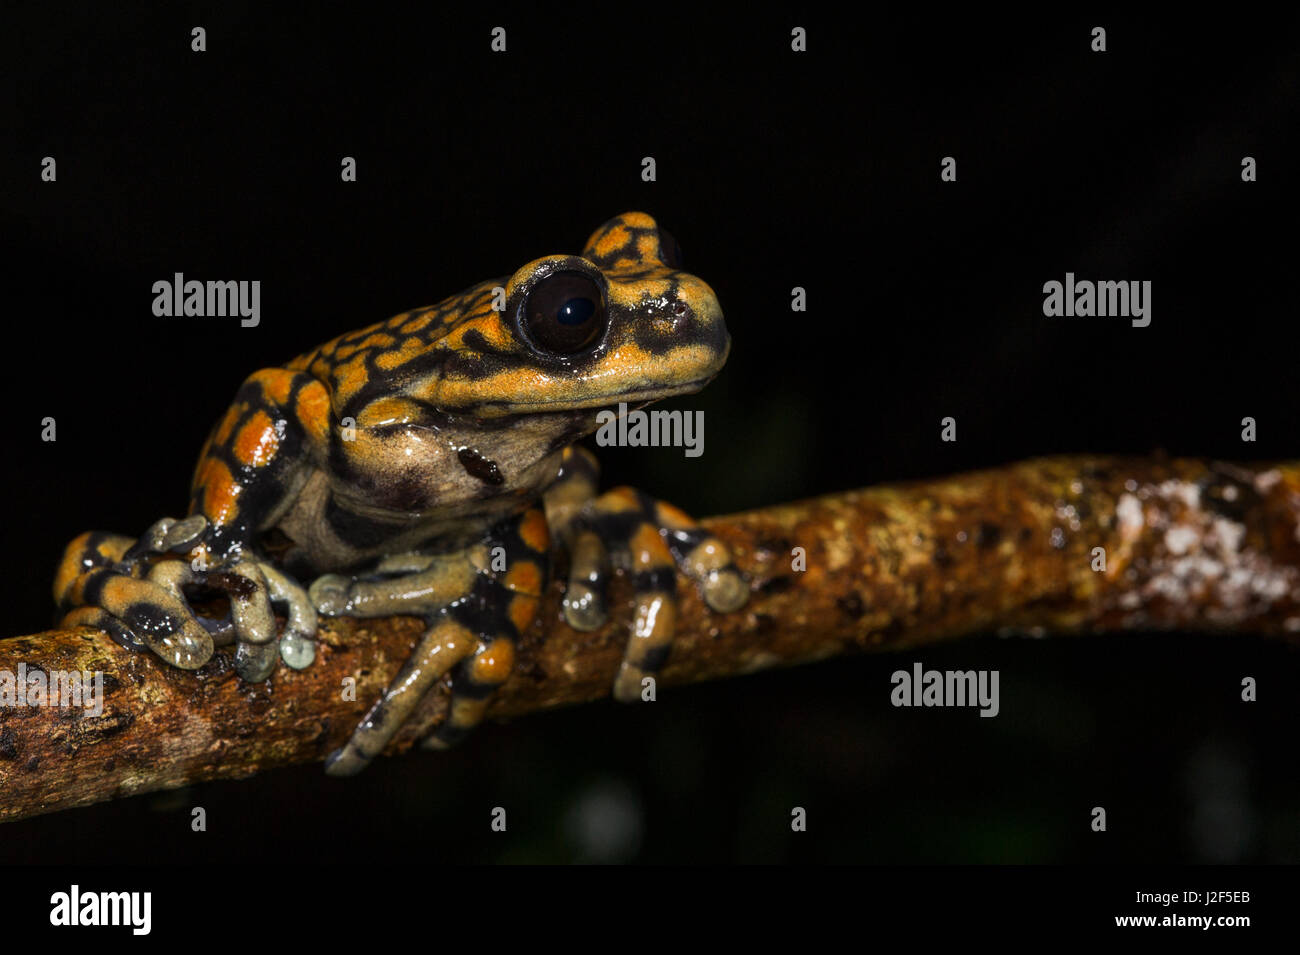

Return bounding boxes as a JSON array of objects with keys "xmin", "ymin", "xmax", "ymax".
[
  {"xmin": 321, "ymin": 506, "xmax": 548, "ymax": 774},
  {"xmin": 421, "ymin": 508, "xmax": 547, "ymax": 751},
  {"xmin": 418, "ymin": 610, "xmax": 519, "ymax": 751},
  {"xmin": 543, "ymin": 457, "xmax": 747, "ymax": 703},
  {"xmin": 324, "ymin": 613, "xmax": 477, "ymax": 776}
]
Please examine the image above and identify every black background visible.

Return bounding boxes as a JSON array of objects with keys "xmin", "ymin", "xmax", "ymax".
[{"xmin": 2, "ymin": 6, "xmax": 1298, "ymax": 865}]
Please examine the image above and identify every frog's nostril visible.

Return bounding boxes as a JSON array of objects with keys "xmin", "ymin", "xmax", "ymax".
[{"xmin": 672, "ymin": 301, "xmax": 688, "ymax": 317}]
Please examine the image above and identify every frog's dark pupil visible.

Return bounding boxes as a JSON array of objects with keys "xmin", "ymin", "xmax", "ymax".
[
  {"xmin": 557, "ymin": 297, "xmax": 595, "ymax": 326},
  {"xmin": 521, "ymin": 269, "xmax": 607, "ymax": 355}
]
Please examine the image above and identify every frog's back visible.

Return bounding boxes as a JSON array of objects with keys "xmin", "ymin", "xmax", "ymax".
[{"xmin": 286, "ymin": 277, "xmax": 504, "ymax": 408}]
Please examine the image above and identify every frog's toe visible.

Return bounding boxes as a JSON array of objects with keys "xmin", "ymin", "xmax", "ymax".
[
  {"xmin": 59, "ymin": 522, "xmax": 317, "ymax": 681},
  {"xmin": 72, "ymin": 569, "xmax": 216, "ymax": 669},
  {"xmin": 560, "ymin": 487, "xmax": 747, "ymax": 702},
  {"xmin": 119, "ymin": 515, "xmax": 210, "ymax": 566},
  {"xmin": 613, "ymin": 583, "xmax": 679, "ymax": 702},
  {"xmin": 563, "ymin": 488, "xmax": 680, "ymax": 701},
  {"xmin": 561, "ymin": 528, "xmax": 610, "ymax": 631},
  {"xmin": 278, "ymin": 631, "xmax": 315, "ymax": 670},
  {"xmin": 218, "ymin": 562, "xmax": 278, "ymax": 644},
  {"xmin": 57, "ymin": 534, "xmax": 217, "ymax": 669},
  {"xmin": 665, "ymin": 519, "xmax": 748, "ymax": 615},
  {"xmin": 61, "ymin": 605, "xmax": 148, "ymax": 652},
  {"xmin": 424, "ymin": 634, "xmax": 517, "ymax": 749},
  {"xmin": 560, "ymin": 486, "xmax": 650, "ymax": 633},
  {"xmin": 260, "ymin": 562, "xmax": 317, "ymax": 670},
  {"xmin": 206, "ymin": 561, "xmax": 283, "ymax": 681},
  {"xmin": 308, "ymin": 574, "xmax": 352, "ymax": 616},
  {"xmin": 700, "ymin": 567, "xmax": 748, "ymax": 613},
  {"xmin": 234, "ymin": 641, "xmax": 279, "ymax": 682},
  {"xmin": 653, "ymin": 500, "xmax": 748, "ymax": 613},
  {"xmin": 160, "ymin": 557, "xmax": 288, "ymax": 681},
  {"xmin": 611, "ymin": 521, "xmax": 680, "ymax": 703},
  {"xmin": 141, "ymin": 514, "xmax": 209, "ymax": 555},
  {"xmin": 326, "ymin": 614, "xmax": 477, "ymax": 776}
]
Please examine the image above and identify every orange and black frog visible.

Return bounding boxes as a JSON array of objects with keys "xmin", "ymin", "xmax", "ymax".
[{"xmin": 53, "ymin": 212, "xmax": 748, "ymax": 774}]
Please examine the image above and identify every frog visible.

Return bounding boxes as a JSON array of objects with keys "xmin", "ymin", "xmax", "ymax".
[{"xmin": 53, "ymin": 212, "xmax": 748, "ymax": 776}]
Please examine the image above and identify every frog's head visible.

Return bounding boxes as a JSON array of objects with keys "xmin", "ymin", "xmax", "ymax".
[
  {"xmin": 428, "ymin": 211, "xmax": 730, "ymax": 416},
  {"xmin": 325, "ymin": 213, "xmax": 731, "ymax": 520}
]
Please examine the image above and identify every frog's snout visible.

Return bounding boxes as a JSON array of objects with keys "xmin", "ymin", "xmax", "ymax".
[{"xmin": 650, "ymin": 272, "xmax": 731, "ymax": 380}]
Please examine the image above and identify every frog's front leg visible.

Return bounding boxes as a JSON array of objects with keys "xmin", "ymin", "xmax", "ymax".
[
  {"xmin": 320, "ymin": 507, "xmax": 549, "ymax": 776},
  {"xmin": 55, "ymin": 368, "xmax": 328, "ymax": 681},
  {"xmin": 544, "ymin": 447, "xmax": 748, "ymax": 701}
]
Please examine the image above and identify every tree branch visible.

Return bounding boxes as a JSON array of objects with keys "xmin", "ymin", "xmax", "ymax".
[{"xmin": 3, "ymin": 455, "xmax": 1299, "ymax": 822}]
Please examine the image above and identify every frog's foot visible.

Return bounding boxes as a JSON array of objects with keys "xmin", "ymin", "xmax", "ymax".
[
  {"xmin": 55, "ymin": 517, "xmax": 317, "ymax": 681},
  {"xmin": 325, "ymin": 611, "xmax": 523, "ymax": 777},
  {"xmin": 324, "ymin": 613, "xmax": 478, "ymax": 776},
  {"xmin": 56, "ymin": 525, "xmax": 215, "ymax": 669},
  {"xmin": 554, "ymin": 482, "xmax": 747, "ymax": 702},
  {"xmin": 320, "ymin": 509, "xmax": 547, "ymax": 775}
]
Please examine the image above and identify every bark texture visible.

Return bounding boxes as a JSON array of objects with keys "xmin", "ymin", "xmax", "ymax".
[{"xmin": 3, "ymin": 455, "xmax": 1299, "ymax": 822}]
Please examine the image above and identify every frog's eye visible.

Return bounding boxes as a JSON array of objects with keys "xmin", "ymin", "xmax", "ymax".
[
  {"xmin": 522, "ymin": 270, "xmax": 607, "ymax": 355},
  {"xmin": 656, "ymin": 227, "xmax": 683, "ymax": 269}
]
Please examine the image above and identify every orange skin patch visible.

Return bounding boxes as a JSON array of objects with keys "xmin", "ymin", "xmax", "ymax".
[
  {"xmin": 507, "ymin": 594, "xmax": 539, "ymax": 634},
  {"xmin": 655, "ymin": 500, "xmax": 695, "ymax": 529},
  {"xmin": 65, "ymin": 531, "xmax": 94, "ymax": 554},
  {"xmin": 631, "ymin": 523, "xmax": 673, "ymax": 570},
  {"xmin": 470, "ymin": 638, "xmax": 517, "ymax": 686},
  {"xmin": 355, "ymin": 396, "xmax": 424, "ymax": 428},
  {"xmin": 97, "ymin": 538, "xmax": 129, "ymax": 561},
  {"xmin": 450, "ymin": 313, "xmax": 513, "ymax": 352},
  {"xmin": 504, "ymin": 560, "xmax": 543, "ymax": 596},
  {"xmin": 636, "ymin": 234, "xmax": 658, "ymax": 261},
  {"xmin": 53, "ymin": 532, "xmax": 95, "ymax": 602},
  {"xmin": 374, "ymin": 336, "xmax": 426, "ymax": 372},
  {"xmin": 607, "ymin": 275, "xmax": 672, "ymax": 304},
  {"xmin": 250, "ymin": 368, "xmax": 293, "ymax": 405},
  {"xmin": 616, "ymin": 211, "xmax": 655, "ymax": 230},
  {"xmin": 98, "ymin": 574, "xmax": 158, "ymax": 616},
  {"xmin": 331, "ymin": 354, "xmax": 370, "ymax": 406},
  {"xmin": 602, "ymin": 488, "xmax": 643, "ymax": 512},
  {"xmin": 592, "ymin": 225, "xmax": 630, "ymax": 260},
  {"xmin": 399, "ymin": 311, "xmax": 433, "ymax": 334},
  {"xmin": 357, "ymin": 332, "xmax": 396, "ymax": 351},
  {"xmin": 435, "ymin": 340, "xmax": 716, "ymax": 411},
  {"xmin": 517, "ymin": 508, "xmax": 550, "ymax": 554},
  {"xmin": 232, "ymin": 410, "xmax": 279, "ymax": 468},
  {"xmin": 197, "ymin": 458, "xmax": 241, "ymax": 526},
  {"xmin": 213, "ymin": 404, "xmax": 245, "ymax": 446},
  {"xmin": 295, "ymin": 380, "xmax": 331, "ymax": 445}
]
